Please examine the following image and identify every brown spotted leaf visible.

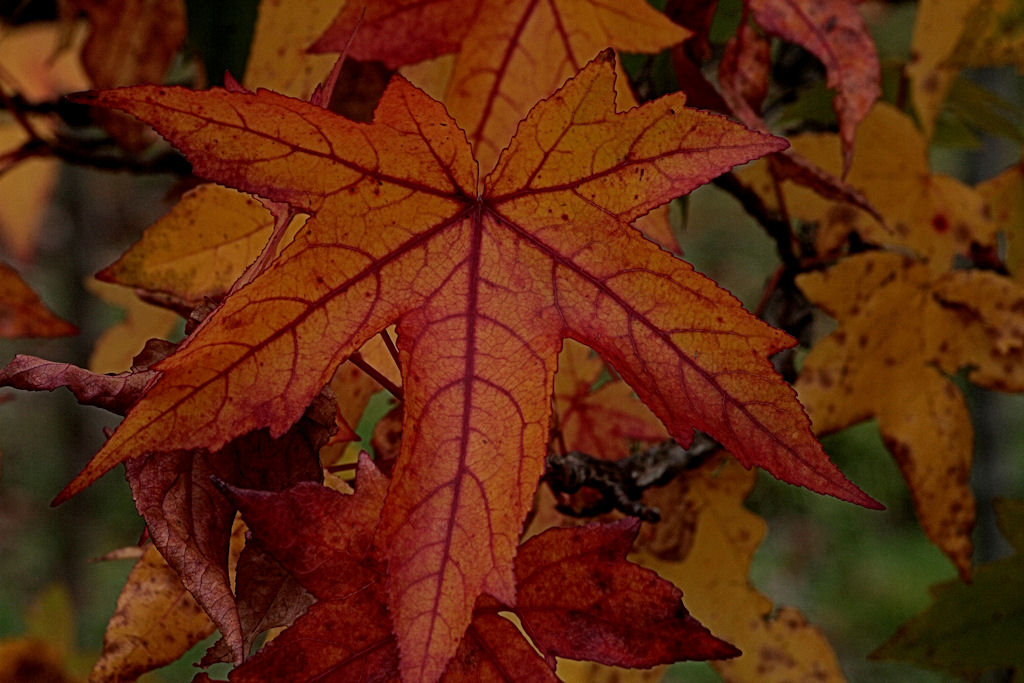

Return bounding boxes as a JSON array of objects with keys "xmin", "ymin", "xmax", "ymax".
[
  {"xmin": 909, "ymin": 0, "xmax": 1024, "ymax": 138},
  {"xmin": 738, "ymin": 103, "xmax": 996, "ymax": 271},
  {"xmin": 797, "ymin": 252, "xmax": 1024, "ymax": 576},
  {"xmin": 636, "ymin": 453, "xmax": 848, "ymax": 682},
  {"xmin": 90, "ymin": 545, "xmax": 215, "ymax": 683}
]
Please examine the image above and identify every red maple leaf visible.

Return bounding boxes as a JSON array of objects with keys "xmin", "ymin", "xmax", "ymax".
[{"xmin": 220, "ymin": 456, "xmax": 738, "ymax": 681}]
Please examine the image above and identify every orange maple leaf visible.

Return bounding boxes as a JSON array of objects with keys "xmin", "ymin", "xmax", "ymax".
[
  {"xmin": 0, "ymin": 263, "xmax": 76, "ymax": 338},
  {"xmin": 553, "ymin": 339, "xmax": 667, "ymax": 461},
  {"xmin": 313, "ymin": 0, "xmax": 689, "ymax": 173},
  {"xmin": 66, "ymin": 53, "xmax": 877, "ymax": 680},
  {"xmin": 313, "ymin": 0, "xmax": 687, "ymax": 254}
]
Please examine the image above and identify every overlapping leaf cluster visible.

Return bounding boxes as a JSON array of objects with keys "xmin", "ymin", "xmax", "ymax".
[{"xmin": 1, "ymin": 0, "xmax": 1023, "ymax": 681}]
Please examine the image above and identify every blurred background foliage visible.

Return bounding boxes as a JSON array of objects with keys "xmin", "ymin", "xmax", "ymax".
[{"xmin": 1, "ymin": 0, "xmax": 1022, "ymax": 681}]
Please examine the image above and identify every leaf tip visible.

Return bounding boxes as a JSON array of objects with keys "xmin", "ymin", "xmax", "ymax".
[
  {"xmin": 831, "ymin": 479, "xmax": 885, "ymax": 510},
  {"xmin": 50, "ymin": 482, "xmax": 76, "ymax": 507},
  {"xmin": 210, "ymin": 476, "xmax": 251, "ymax": 511}
]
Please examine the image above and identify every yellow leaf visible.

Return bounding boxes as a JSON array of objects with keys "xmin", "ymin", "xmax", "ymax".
[
  {"xmin": 0, "ymin": 123, "xmax": 59, "ymax": 262},
  {"xmin": 796, "ymin": 251, "xmax": 1024, "ymax": 576},
  {"xmin": 739, "ymin": 103, "xmax": 996, "ymax": 272},
  {"xmin": 0, "ymin": 21, "xmax": 90, "ymax": 101},
  {"xmin": 24, "ymin": 585, "xmax": 75, "ymax": 659},
  {"xmin": 945, "ymin": 0, "xmax": 1024, "ymax": 71},
  {"xmin": 929, "ymin": 269, "xmax": 1024, "ymax": 388},
  {"xmin": 557, "ymin": 659, "xmax": 665, "ymax": 682},
  {"xmin": 977, "ymin": 155, "xmax": 1024, "ymax": 280},
  {"xmin": 95, "ymin": 0, "xmax": 337, "ymax": 312},
  {"xmin": 0, "ymin": 21, "xmax": 89, "ymax": 260},
  {"xmin": 89, "ymin": 545, "xmax": 215, "ymax": 683},
  {"xmin": 906, "ymin": 0, "xmax": 979, "ymax": 138},
  {"xmin": 908, "ymin": 0, "xmax": 1024, "ymax": 138},
  {"xmin": 636, "ymin": 454, "xmax": 847, "ymax": 683},
  {"xmin": 0, "ymin": 638, "xmax": 79, "ymax": 683},
  {"xmin": 243, "ymin": 0, "xmax": 341, "ymax": 97},
  {"xmin": 97, "ymin": 185, "xmax": 282, "ymax": 307},
  {"xmin": 86, "ymin": 279, "xmax": 180, "ymax": 374}
]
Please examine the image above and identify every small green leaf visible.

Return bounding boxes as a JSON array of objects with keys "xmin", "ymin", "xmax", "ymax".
[{"xmin": 871, "ymin": 549, "xmax": 1024, "ymax": 677}]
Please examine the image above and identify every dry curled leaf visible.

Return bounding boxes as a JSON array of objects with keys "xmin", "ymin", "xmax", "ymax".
[
  {"xmin": 89, "ymin": 545, "xmax": 215, "ymax": 683},
  {"xmin": 746, "ymin": 0, "xmax": 880, "ymax": 173}
]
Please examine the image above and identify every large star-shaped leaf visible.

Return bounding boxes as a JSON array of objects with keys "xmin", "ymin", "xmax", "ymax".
[{"xmin": 64, "ymin": 53, "xmax": 876, "ymax": 680}]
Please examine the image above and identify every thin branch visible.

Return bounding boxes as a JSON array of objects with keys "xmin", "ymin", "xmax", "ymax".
[
  {"xmin": 713, "ymin": 170, "xmax": 799, "ymax": 270},
  {"xmin": 754, "ymin": 265, "xmax": 785, "ymax": 319},
  {"xmin": 1, "ymin": 93, "xmax": 192, "ymax": 175},
  {"xmin": 379, "ymin": 329, "xmax": 400, "ymax": 369},
  {"xmin": 0, "ymin": 137, "xmax": 46, "ymax": 178},
  {"xmin": 43, "ymin": 137, "xmax": 192, "ymax": 175},
  {"xmin": 0, "ymin": 93, "xmax": 64, "ymax": 115},
  {"xmin": 0, "ymin": 86, "xmax": 41, "ymax": 139},
  {"xmin": 350, "ymin": 351, "xmax": 403, "ymax": 400}
]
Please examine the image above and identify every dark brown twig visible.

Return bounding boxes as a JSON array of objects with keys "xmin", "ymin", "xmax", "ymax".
[
  {"xmin": 350, "ymin": 351, "xmax": 403, "ymax": 400},
  {"xmin": 379, "ymin": 329, "xmax": 400, "ymax": 369},
  {"xmin": 543, "ymin": 433, "xmax": 719, "ymax": 522},
  {"xmin": 713, "ymin": 170, "xmax": 799, "ymax": 270}
]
